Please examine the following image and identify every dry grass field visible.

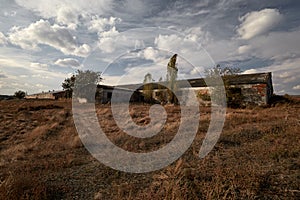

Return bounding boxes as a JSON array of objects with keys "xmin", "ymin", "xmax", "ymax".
[{"xmin": 0, "ymin": 98, "xmax": 299, "ymax": 199}]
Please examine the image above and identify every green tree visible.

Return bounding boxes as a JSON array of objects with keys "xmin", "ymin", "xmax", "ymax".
[
  {"xmin": 73, "ymin": 70, "xmax": 102, "ymax": 85},
  {"xmin": 62, "ymin": 74, "xmax": 76, "ymax": 98},
  {"xmin": 143, "ymin": 73, "xmax": 154, "ymax": 103},
  {"xmin": 74, "ymin": 70, "xmax": 102, "ymax": 102},
  {"xmin": 166, "ymin": 54, "xmax": 178, "ymax": 104},
  {"xmin": 62, "ymin": 70, "xmax": 102, "ymax": 99},
  {"xmin": 14, "ymin": 90, "xmax": 26, "ymax": 99}
]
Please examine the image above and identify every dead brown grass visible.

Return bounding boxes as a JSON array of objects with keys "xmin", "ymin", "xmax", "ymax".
[{"xmin": 0, "ymin": 99, "xmax": 299, "ymax": 199}]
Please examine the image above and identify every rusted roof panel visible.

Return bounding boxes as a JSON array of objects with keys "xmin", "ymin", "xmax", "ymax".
[
  {"xmin": 116, "ymin": 72, "xmax": 272, "ymax": 89},
  {"xmin": 224, "ymin": 72, "xmax": 271, "ymax": 85}
]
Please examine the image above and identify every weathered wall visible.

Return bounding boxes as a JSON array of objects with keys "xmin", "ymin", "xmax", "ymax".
[
  {"xmin": 95, "ymin": 88, "xmax": 113, "ymax": 103},
  {"xmin": 96, "ymin": 88, "xmax": 143, "ymax": 103},
  {"xmin": 25, "ymin": 93, "xmax": 56, "ymax": 100},
  {"xmin": 25, "ymin": 91, "xmax": 66, "ymax": 100},
  {"xmin": 53, "ymin": 91, "xmax": 66, "ymax": 99},
  {"xmin": 194, "ymin": 84, "xmax": 270, "ymax": 106},
  {"xmin": 239, "ymin": 84, "xmax": 268, "ymax": 106}
]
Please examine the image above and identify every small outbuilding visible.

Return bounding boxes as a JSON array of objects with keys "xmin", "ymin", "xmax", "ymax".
[
  {"xmin": 223, "ymin": 72, "xmax": 273, "ymax": 106},
  {"xmin": 25, "ymin": 90, "xmax": 66, "ymax": 100}
]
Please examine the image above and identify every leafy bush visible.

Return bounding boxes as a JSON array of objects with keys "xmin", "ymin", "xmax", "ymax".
[{"xmin": 14, "ymin": 90, "xmax": 26, "ymax": 99}]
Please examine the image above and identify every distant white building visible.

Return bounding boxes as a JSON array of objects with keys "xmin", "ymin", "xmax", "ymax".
[{"xmin": 25, "ymin": 90, "xmax": 66, "ymax": 100}]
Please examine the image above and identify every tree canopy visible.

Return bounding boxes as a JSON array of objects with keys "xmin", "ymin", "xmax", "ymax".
[
  {"xmin": 204, "ymin": 64, "xmax": 241, "ymax": 77},
  {"xmin": 62, "ymin": 70, "xmax": 102, "ymax": 98},
  {"xmin": 204, "ymin": 65, "xmax": 243, "ymax": 107},
  {"xmin": 14, "ymin": 90, "xmax": 26, "ymax": 99}
]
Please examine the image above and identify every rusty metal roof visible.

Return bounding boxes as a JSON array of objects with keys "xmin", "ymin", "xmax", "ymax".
[
  {"xmin": 223, "ymin": 72, "xmax": 272, "ymax": 85},
  {"xmin": 116, "ymin": 72, "xmax": 272, "ymax": 90}
]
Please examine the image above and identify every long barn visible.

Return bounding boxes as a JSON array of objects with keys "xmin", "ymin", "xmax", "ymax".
[
  {"xmin": 117, "ymin": 72, "xmax": 274, "ymax": 106},
  {"xmin": 25, "ymin": 72, "xmax": 273, "ymax": 106}
]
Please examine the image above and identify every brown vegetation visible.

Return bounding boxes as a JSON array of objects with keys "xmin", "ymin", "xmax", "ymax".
[{"xmin": 0, "ymin": 98, "xmax": 299, "ymax": 199}]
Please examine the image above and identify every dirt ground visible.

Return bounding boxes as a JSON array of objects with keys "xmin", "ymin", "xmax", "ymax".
[{"xmin": 0, "ymin": 99, "xmax": 299, "ymax": 199}]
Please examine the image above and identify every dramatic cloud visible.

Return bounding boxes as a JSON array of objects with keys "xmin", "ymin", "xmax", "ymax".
[
  {"xmin": 142, "ymin": 47, "xmax": 165, "ymax": 63},
  {"xmin": 238, "ymin": 45, "xmax": 251, "ymax": 54},
  {"xmin": 30, "ymin": 62, "xmax": 48, "ymax": 69},
  {"xmin": 4, "ymin": 11, "xmax": 17, "ymax": 17},
  {"xmin": 1, "ymin": 1, "xmax": 300, "ymax": 95},
  {"xmin": 293, "ymin": 85, "xmax": 300, "ymax": 90},
  {"xmin": 88, "ymin": 16, "xmax": 121, "ymax": 33},
  {"xmin": 98, "ymin": 31, "xmax": 121, "ymax": 53},
  {"xmin": 15, "ymin": 0, "xmax": 113, "ymax": 19},
  {"xmin": 243, "ymin": 57, "xmax": 300, "ymax": 94},
  {"xmin": 8, "ymin": 19, "xmax": 91, "ymax": 57},
  {"xmin": 184, "ymin": 27, "xmax": 212, "ymax": 45},
  {"xmin": 154, "ymin": 33, "xmax": 214, "ymax": 68},
  {"xmin": 0, "ymin": 32, "xmax": 8, "ymax": 45},
  {"xmin": 154, "ymin": 34, "xmax": 202, "ymax": 55},
  {"xmin": 237, "ymin": 9, "xmax": 282, "ymax": 40},
  {"xmin": 88, "ymin": 15, "xmax": 122, "ymax": 54},
  {"xmin": 55, "ymin": 58, "xmax": 81, "ymax": 68},
  {"xmin": 97, "ymin": 27, "xmax": 137, "ymax": 53},
  {"xmin": 0, "ymin": 74, "xmax": 8, "ymax": 78},
  {"xmin": 56, "ymin": 7, "xmax": 78, "ymax": 29},
  {"xmin": 240, "ymin": 30, "xmax": 300, "ymax": 62}
]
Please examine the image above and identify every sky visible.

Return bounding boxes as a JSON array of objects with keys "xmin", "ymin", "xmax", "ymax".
[{"xmin": 0, "ymin": 0, "xmax": 299, "ymax": 95}]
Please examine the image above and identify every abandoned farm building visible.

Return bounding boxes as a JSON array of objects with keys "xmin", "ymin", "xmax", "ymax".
[
  {"xmin": 117, "ymin": 72, "xmax": 273, "ymax": 106},
  {"xmin": 25, "ymin": 90, "xmax": 66, "ymax": 100},
  {"xmin": 95, "ymin": 85, "xmax": 143, "ymax": 104},
  {"xmin": 25, "ymin": 72, "xmax": 273, "ymax": 106},
  {"xmin": 222, "ymin": 72, "xmax": 273, "ymax": 106}
]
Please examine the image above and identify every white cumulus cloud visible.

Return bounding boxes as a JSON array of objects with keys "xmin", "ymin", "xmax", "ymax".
[
  {"xmin": 55, "ymin": 58, "xmax": 81, "ymax": 68},
  {"xmin": 238, "ymin": 45, "xmax": 252, "ymax": 54},
  {"xmin": 237, "ymin": 8, "xmax": 282, "ymax": 40},
  {"xmin": 15, "ymin": 0, "xmax": 113, "ymax": 19},
  {"xmin": 30, "ymin": 62, "xmax": 48, "ymax": 69},
  {"xmin": 143, "ymin": 47, "xmax": 163, "ymax": 62},
  {"xmin": 97, "ymin": 27, "xmax": 133, "ymax": 53},
  {"xmin": 8, "ymin": 19, "xmax": 91, "ymax": 57},
  {"xmin": 0, "ymin": 32, "xmax": 8, "ymax": 45},
  {"xmin": 56, "ymin": 7, "xmax": 78, "ymax": 29},
  {"xmin": 292, "ymin": 85, "xmax": 300, "ymax": 90},
  {"xmin": 88, "ymin": 16, "xmax": 121, "ymax": 33},
  {"xmin": 154, "ymin": 33, "xmax": 215, "ymax": 69}
]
